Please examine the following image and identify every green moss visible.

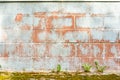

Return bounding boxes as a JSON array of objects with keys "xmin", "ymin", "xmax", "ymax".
[{"xmin": 0, "ymin": 72, "xmax": 120, "ymax": 80}]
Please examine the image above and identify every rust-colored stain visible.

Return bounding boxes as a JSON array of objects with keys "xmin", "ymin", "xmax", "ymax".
[
  {"xmin": 1, "ymin": 10, "xmax": 119, "ymax": 71},
  {"xmin": 3, "ymin": 52, "xmax": 9, "ymax": 58},
  {"xmin": 32, "ymin": 30, "xmax": 43, "ymax": 43},
  {"xmin": 15, "ymin": 13, "xmax": 23, "ymax": 22}
]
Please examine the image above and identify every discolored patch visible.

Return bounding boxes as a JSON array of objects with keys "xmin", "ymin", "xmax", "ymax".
[{"xmin": 15, "ymin": 13, "xmax": 23, "ymax": 22}]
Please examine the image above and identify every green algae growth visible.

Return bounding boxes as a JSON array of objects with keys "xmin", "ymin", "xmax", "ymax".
[{"xmin": 0, "ymin": 72, "xmax": 120, "ymax": 80}]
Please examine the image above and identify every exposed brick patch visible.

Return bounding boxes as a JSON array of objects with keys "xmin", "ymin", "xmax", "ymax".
[{"xmin": 0, "ymin": 2, "xmax": 120, "ymax": 71}]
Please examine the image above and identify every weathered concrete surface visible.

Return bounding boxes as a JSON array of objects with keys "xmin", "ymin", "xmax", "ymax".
[{"xmin": 0, "ymin": 2, "xmax": 120, "ymax": 72}]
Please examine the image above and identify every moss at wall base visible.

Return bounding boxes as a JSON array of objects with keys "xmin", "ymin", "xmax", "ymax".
[{"xmin": 0, "ymin": 72, "xmax": 120, "ymax": 80}]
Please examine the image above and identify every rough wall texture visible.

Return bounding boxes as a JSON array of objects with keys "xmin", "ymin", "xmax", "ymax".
[{"xmin": 0, "ymin": 2, "xmax": 120, "ymax": 72}]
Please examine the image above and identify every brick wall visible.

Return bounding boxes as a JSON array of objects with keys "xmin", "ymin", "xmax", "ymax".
[{"xmin": 0, "ymin": 2, "xmax": 120, "ymax": 72}]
